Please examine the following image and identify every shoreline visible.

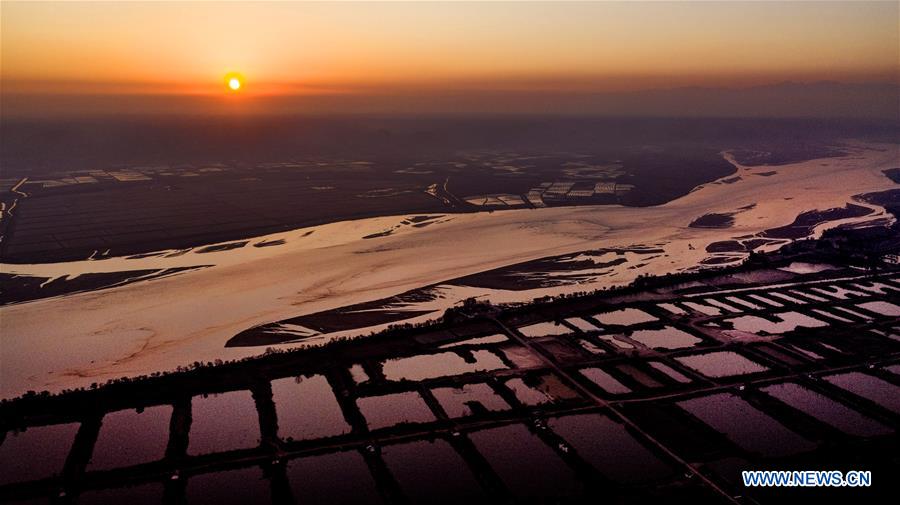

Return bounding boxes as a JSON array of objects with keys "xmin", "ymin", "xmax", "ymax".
[{"xmin": 0, "ymin": 141, "xmax": 897, "ymax": 398}]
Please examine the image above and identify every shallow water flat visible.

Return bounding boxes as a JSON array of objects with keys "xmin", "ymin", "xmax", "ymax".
[
  {"xmin": 629, "ymin": 326, "xmax": 701, "ymax": 349},
  {"xmin": 517, "ymin": 321, "xmax": 573, "ymax": 338},
  {"xmin": 579, "ymin": 367, "xmax": 631, "ymax": 394},
  {"xmin": 593, "ymin": 308, "xmax": 657, "ymax": 326},
  {"xmin": 357, "ymin": 391, "xmax": 435, "ymax": 430},
  {"xmin": 271, "ymin": 374, "xmax": 351, "ymax": 441},
  {"xmin": 857, "ymin": 301, "xmax": 900, "ymax": 317},
  {"xmin": 382, "ymin": 351, "xmax": 505, "ymax": 381},
  {"xmin": 382, "ymin": 439, "xmax": 488, "ymax": 504},
  {"xmin": 823, "ymin": 372, "xmax": 900, "ymax": 414},
  {"xmin": 0, "ymin": 422, "xmax": 80, "ymax": 485},
  {"xmin": 564, "ymin": 317, "xmax": 602, "ymax": 332},
  {"xmin": 438, "ymin": 333, "xmax": 508, "ymax": 348},
  {"xmin": 2, "ymin": 144, "xmax": 895, "ymax": 399},
  {"xmin": 746, "ymin": 293, "xmax": 784, "ymax": 307},
  {"xmin": 504, "ymin": 374, "xmax": 579, "ymax": 406},
  {"xmin": 431, "ymin": 383, "xmax": 509, "ymax": 418},
  {"xmin": 185, "ymin": 466, "xmax": 269, "ymax": 504},
  {"xmin": 648, "ymin": 361, "xmax": 693, "ymax": 383},
  {"xmin": 285, "ymin": 451, "xmax": 382, "ymax": 505},
  {"xmin": 658, "ymin": 303, "xmax": 687, "ymax": 315},
  {"xmin": 349, "ymin": 364, "xmax": 370, "ymax": 384},
  {"xmin": 548, "ymin": 413, "xmax": 673, "ymax": 483},
  {"xmin": 682, "ymin": 302, "xmax": 721, "ymax": 316},
  {"xmin": 498, "ymin": 345, "xmax": 544, "ymax": 368},
  {"xmin": 468, "ymin": 423, "xmax": 583, "ymax": 500},
  {"xmin": 76, "ymin": 482, "xmax": 165, "ymax": 505},
  {"xmin": 726, "ymin": 311, "xmax": 827, "ymax": 335},
  {"xmin": 576, "ymin": 338, "xmax": 606, "ymax": 354},
  {"xmin": 89, "ymin": 405, "xmax": 172, "ymax": 470},
  {"xmin": 677, "ymin": 393, "xmax": 814, "ymax": 457},
  {"xmin": 760, "ymin": 382, "xmax": 890, "ymax": 437},
  {"xmin": 724, "ymin": 296, "xmax": 764, "ymax": 310},
  {"xmin": 188, "ymin": 390, "xmax": 260, "ymax": 455},
  {"xmin": 675, "ymin": 351, "xmax": 768, "ymax": 378}
]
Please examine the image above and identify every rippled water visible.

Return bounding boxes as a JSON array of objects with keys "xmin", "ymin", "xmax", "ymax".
[{"xmin": 675, "ymin": 351, "xmax": 768, "ymax": 378}]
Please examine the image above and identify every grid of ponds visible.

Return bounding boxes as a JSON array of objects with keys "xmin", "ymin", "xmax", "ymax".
[{"xmin": 1, "ymin": 270, "xmax": 898, "ymax": 504}]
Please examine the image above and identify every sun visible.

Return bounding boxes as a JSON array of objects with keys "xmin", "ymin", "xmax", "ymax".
[{"xmin": 224, "ymin": 72, "xmax": 244, "ymax": 92}]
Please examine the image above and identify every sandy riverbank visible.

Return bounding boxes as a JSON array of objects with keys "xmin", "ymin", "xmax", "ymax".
[{"xmin": 1, "ymin": 141, "xmax": 896, "ymax": 398}]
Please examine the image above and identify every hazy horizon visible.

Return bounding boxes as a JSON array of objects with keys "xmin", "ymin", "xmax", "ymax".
[{"xmin": 3, "ymin": 1, "xmax": 898, "ymax": 117}]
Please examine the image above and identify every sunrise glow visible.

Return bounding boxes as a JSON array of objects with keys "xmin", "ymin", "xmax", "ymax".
[{"xmin": 1, "ymin": 1, "xmax": 897, "ymax": 116}]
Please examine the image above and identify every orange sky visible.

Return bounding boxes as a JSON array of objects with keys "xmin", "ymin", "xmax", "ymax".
[{"xmin": 2, "ymin": 1, "xmax": 897, "ymax": 114}]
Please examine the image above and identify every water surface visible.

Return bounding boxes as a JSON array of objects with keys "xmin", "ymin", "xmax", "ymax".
[
  {"xmin": 504, "ymin": 375, "xmax": 579, "ymax": 406},
  {"xmin": 823, "ymin": 372, "xmax": 900, "ymax": 414},
  {"xmin": 726, "ymin": 311, "xmax": 827, "ymax": 335},
  {"xmin": 285, "ymin": 450, "xmax": 381, "ymax": 505},
  {"xmin": 675, "ymin": 351, "xmax": 768, "ymax": 378},
  {"xmin": 579, "ymin": 368, "xmax": 631, "ymax": 394},
  {"xmin": 89, "ymin": 405, "xmax": 172, "ymax": 470},
  {"xmin": 648, "ymin": 361, "xmax": 692, "ymax": 383},
  {"xmin": 548, "ymin": 413, "xmax": 673, "ymax": 483},
  {"xmin": 517, "ymin": 321, "xmax": 573, "ymax": 338},
  {"xmin": 185, "ymin": 466, "xmax": 269, "ymax": 504},
  {"xmin": 382, "ymin": 351, "xmax": 505, "ymax": 381},
  {"xmin": 760, "ymin": 382, "xmax": 890, "ymax": 437},
  {"xmin": 432, "ymin": 383, "xmax": 509, "ymax": 417},
  {"xmin": 564, "ymin": 318, "xmax": 602, "ymax": 332},
  {"xmin": 76, "ymin": 482, "xmax": 165, "ymax": 505},
  {"xmin": 468, "ymin": 424, "xmax": 582, "ymax": 500},
  {"xmin": 271, "ymin": 374, "xmax": 351, "ymax": 441},
  {"xmin": 188, "ymin": 390, "xmax": 260, "ymax": 454},
  {"xmin": 857, "ymin": 301, "xmax": 900, "ymax": 317},
  {"xmin": 593, "ymin": 308, "xmax": 657, "ymax": 326},
  {"xmin": 0, "ymin": 423, "xmax": 79, "ymax": 485},
  {"xmin": 629, "ymin": 326, "xmax": 701, "ymax": 349},
  {"xmin": 677, "ymin": 393, "xmax": 814, "ymax": 457},
  {"xmin": 382, "ymin": 439, "xmax": 487, "ymax": 504},
  {"xmin": 357, "ymin": 391, "xmax": 435, "ymax": 430}
]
